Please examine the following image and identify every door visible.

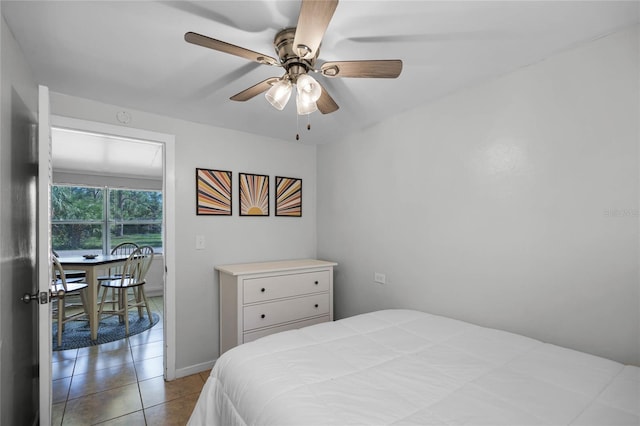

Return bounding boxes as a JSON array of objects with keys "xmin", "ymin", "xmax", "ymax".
[
  {"xmin": 37, "ymin": 85, "xmax": 53, "ymax": 425},
  {"xmin": 0, "ymin": 88, "xmax": 43, "ymax": 423}
]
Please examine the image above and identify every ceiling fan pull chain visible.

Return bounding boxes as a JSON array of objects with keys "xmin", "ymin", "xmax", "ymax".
[
  {"xmin": 296, "ymin": 114, "xmax": 300, "ymax": 141},
  {"xmin": 307, "ymin": 115, "xmax": 311, "ymax": 131}
]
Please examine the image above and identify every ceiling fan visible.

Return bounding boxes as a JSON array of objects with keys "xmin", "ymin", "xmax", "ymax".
[{"xmin": 184, "ymin": 0, "xmax": 402, "ymax": 118}]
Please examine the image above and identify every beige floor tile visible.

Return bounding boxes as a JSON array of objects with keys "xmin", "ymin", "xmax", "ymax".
[
  {"xmin": 128, "ymin": 326, "xmax": 163, "ymax": 347},
  {"xmin": 53, "ymin": 377, "xmax": 71, "ymax": 404},
  {"xmin": 139, "ymin": 374, "xmax": 205, "ymax": 408},
  {"xmin": 148, "ymin": 296, "xmax": 163, "ymax": 309},
  {"xmin": 63, "ymin": 383, "xmax": 142, "ymax": 425},
  {"xmin": 52, "ymin": 349, "xmax": 78, "ymax": 363},
  {"xmin": 144, "ymin": 392, "xmax": 200, "ymax": 426},
  {"xmin": 52, "ymin": 402, "xmax": 65, "ymax": 426},
  {"xmin": 52, "ymin": 295, "xmax": 168, "ymax": 424},
  {"xmin": 151, "ymin": 306, "xmax": 163, "ymax": 318},
  {"xmin": 77, "ymin": 338, "xmax": 130, "ymax": 357},
  {"xmin": 135, "ymin": 355, "xmax": 164, "ymax": 381},
  {"xmin": 68, "ymin": 362, "xmax": 137, "ymax": 399},
  {"xmin": 130, "ymin": 340, "xmax": 163, "ymax": 362},
  {"xmin": 94, "ymin": 409, "xmax": 146, "ymax": 426},
  {"xmin": 73, "ymin": 346, "xmax": 133, "ymax": 374},
  {"xmin": 52, "ymin": 359, "xmax": 76, "ymax": 380}
]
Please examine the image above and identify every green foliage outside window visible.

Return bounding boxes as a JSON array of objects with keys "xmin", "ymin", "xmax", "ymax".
[{"xmin": 52, "ymin": 185, "xmax": 162, "ymax": 252}]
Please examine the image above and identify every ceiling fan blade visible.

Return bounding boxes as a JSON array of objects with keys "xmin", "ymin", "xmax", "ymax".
[
  {"xmin": 185, "ymin": 32, "xmax": 280, "ymax": 66},
  {"xmin": 293, "ymin": 0, "xmax": 339, "ymax": 59},
  {"xmin": 320, "ymin": 60, "xmax": 402, "ymax": 78},
  {"xmin": 316, "ymin": 83, "xmax": 339, "ymax": 114},
  {"xmin": 347, "ymin": 31, "xmax": 512, "ymax": 44},
  {"xmin": 230, "ymin": 77, "xmax": 279, "ymax": 101}
]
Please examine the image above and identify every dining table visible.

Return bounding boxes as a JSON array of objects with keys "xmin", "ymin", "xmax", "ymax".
[{"xmin": 58, "ymin": 254, "xmax": 130, "ymax": 340}]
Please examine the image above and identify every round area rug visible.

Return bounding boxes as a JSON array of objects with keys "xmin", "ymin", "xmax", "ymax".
[{"xmin": 52, "ymin": 313, "xmax": 159, "ymax": 351}]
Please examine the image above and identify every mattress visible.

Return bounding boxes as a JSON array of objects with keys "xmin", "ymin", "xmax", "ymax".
[{"xmin": 188, "ymin": 309, "xmax": 639, "ymax": 426}]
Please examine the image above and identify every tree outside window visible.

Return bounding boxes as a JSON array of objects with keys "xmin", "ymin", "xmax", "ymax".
[{"xmin": 52, "ymin": 185, "xmax": 162, "ymax": 256}]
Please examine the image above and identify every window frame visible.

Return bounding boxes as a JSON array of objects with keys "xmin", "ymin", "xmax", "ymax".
[{"xmin": 52, "ymin": 184, "xmax": 163, "ymax": 255}]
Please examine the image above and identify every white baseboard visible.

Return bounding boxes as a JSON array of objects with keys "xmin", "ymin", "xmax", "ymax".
[{"xmin": 175, "ymin": 359, "xmax": 217, "ymax": 379}]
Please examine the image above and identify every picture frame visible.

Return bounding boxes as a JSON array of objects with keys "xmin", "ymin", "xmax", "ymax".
[
  {"xmin": 239, "ymin": 173, "xmax": 270, "ymax": 216},
  {"xmin": 196, "ymin": 168, "xmax": 232, "ymax": 216},
  {"xmin": 275, "ymin": 176, "xmax": 302, "ymax": 217}
]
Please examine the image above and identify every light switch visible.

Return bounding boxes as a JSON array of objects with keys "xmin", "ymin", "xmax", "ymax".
[{"xmin": 195, "ymin": 235, "xmax": 205, "ymax": 250}]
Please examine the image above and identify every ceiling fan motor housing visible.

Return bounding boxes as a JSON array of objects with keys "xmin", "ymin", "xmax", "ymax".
[{"xmin": 274, "ymin": 27, "xmax": 318, "ymax": 82}]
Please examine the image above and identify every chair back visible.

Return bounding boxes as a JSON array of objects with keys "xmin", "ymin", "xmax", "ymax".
[
  {"xmin": 119, "ymin": 246, "xmax": 154, "ymax": 285},
  {"xmin": 111, "ymin": 242, "xmax": 139, "ymax": 256},
  {"xmin": 135, "ymin": 246, "xmax": 154, "ymax": 282},
  {"xmin": 51, "ymin": 255, "xmax": 70, "ymax": 291},
  {"xmin": 109, "ymin": 242, "xmax": 139, "ymax": 275}
]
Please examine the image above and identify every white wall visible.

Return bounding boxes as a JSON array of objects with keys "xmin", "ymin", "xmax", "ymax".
[
  {"xmin": 50, "ymin": 93, "xmax": 318, "ymax": 370},
  {"xmin": 318, "ymin": 26, "xmax": 639, "ymax": 365}
]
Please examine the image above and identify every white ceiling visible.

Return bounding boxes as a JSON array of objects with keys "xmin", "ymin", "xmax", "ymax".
[{"xmin": 3, "ymin": 1, "xmax": 638, "ymax": 148}]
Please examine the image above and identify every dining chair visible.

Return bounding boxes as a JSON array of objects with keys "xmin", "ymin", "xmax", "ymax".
[
  {"xmin": 51, "ymin": 255, "xmax": 89, "ymax": 346},
  {"xmin": 52, "ymin": 249, "xmax": 85, "ymax": 282},
  {"xmin": 98, "ymin": 242, "xmax": 140, "ymax": 310},
  {"xmin": 98, "ymin": 242, "xmax": 140, "ymax": 280},
  {"xmin": 97, "ymin": 246, "xmax": 155, "ymax": 335}
]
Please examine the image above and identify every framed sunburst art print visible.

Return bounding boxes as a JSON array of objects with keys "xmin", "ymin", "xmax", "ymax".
[
  {"xmin": 275, "ymin": 176, "xmax": 302, "ymax": 217},
  {"xmin": 239, "ymin": 173, "xmax": 269, "ymax": 216},
  {"xmin": 196, "ymin": 168, "xmax": 232, "ymax": 215}
]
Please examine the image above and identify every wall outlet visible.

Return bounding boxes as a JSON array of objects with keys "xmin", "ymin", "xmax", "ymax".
[
  {"xmin": 195, "ymin": 235, "xmax": 205, "ymax": 250},
  {"xmin": 374, "ymin": 272, "xmax": 386, "ymax": 284}
]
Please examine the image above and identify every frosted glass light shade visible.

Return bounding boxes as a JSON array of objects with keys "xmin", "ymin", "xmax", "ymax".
[
  {"xmin": 296, "ymin": 74, "xmax": 322, "ymax": 104},
  {"xmin": 265, "ymin": 80, "xmax": 292, "ymax": 110},
  {"xmin": 296, "ymin": 92, "xmax": 317, "ymax": 115}
]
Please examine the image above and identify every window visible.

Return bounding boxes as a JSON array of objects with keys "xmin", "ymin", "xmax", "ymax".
[{"xmin": 52, "ymin": 185, "xmax": 162, "ymax": 256}]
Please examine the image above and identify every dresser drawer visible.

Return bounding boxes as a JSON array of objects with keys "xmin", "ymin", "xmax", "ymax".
[
  {"xmin": 243, "ymin": 315, "xmax": 330, "ymax": 344},
  {"xmin": 243, "ymin": 293, "xmax": 329, "ymax": 331},
  {"xmin": 243, "ymin": 270, "xmax": 329, "ymax": 303}
]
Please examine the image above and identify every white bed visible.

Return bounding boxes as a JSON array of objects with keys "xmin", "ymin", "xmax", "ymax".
[{"xmin": 188, "ymin": 309, "xmax": 639, "ymax": 426}]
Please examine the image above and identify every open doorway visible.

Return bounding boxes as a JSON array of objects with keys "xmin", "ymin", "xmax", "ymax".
[{"xmin": 48, "ymin": 117, "xmax": 176, "ymax": 423}]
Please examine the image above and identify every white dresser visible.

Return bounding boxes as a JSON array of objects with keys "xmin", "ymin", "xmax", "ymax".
[{"xmin": 216, "ymin": 259, "xmax": 337, "ymax": 354}]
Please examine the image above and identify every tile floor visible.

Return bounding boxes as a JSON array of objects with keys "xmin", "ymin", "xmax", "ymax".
[{"xmin": 52, "ymin": 296, "xmax": 208, "ymax": 425}]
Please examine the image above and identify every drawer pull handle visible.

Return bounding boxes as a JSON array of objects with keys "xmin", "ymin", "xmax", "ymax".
[
  {"xmin": 261, "ymin": 288, "xmax": 266, "ymax": 292},
  {"xmin": 261, "ymin": 314, "xmax": 266, "ymax": 319},
  {"xmin": 314, "ymin": 281, "xmax": 319, "ymax": 285},
  {"xmin": 314, "ymin": 304, "xmax": 319, "ymax": 308}
]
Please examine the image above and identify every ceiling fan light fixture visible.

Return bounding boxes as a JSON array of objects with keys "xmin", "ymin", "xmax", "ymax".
[
  {"xmin": 296, "ymin": 91, "xmax": 317, "ymax": 115},
  {"xmin": 296, "ymin": 73, "xmax": 322, "ymax": 104},
  {"xmin": 265, "ymin": 79, "xmax": 292, "ymax": 110}
]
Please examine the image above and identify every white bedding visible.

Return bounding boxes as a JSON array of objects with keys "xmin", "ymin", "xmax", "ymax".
[{"xmin": 188, "ymin": 309, "xmax": 639, "ymax": 426}]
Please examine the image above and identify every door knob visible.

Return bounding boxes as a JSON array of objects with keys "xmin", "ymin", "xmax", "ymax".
[
  {"xmin": 21, "ymin": 292, "xmax": 40, "ymax": 304},
  {"xmin": 21, "ymin": 290, "xmax": 63, "ymax": 304}
]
